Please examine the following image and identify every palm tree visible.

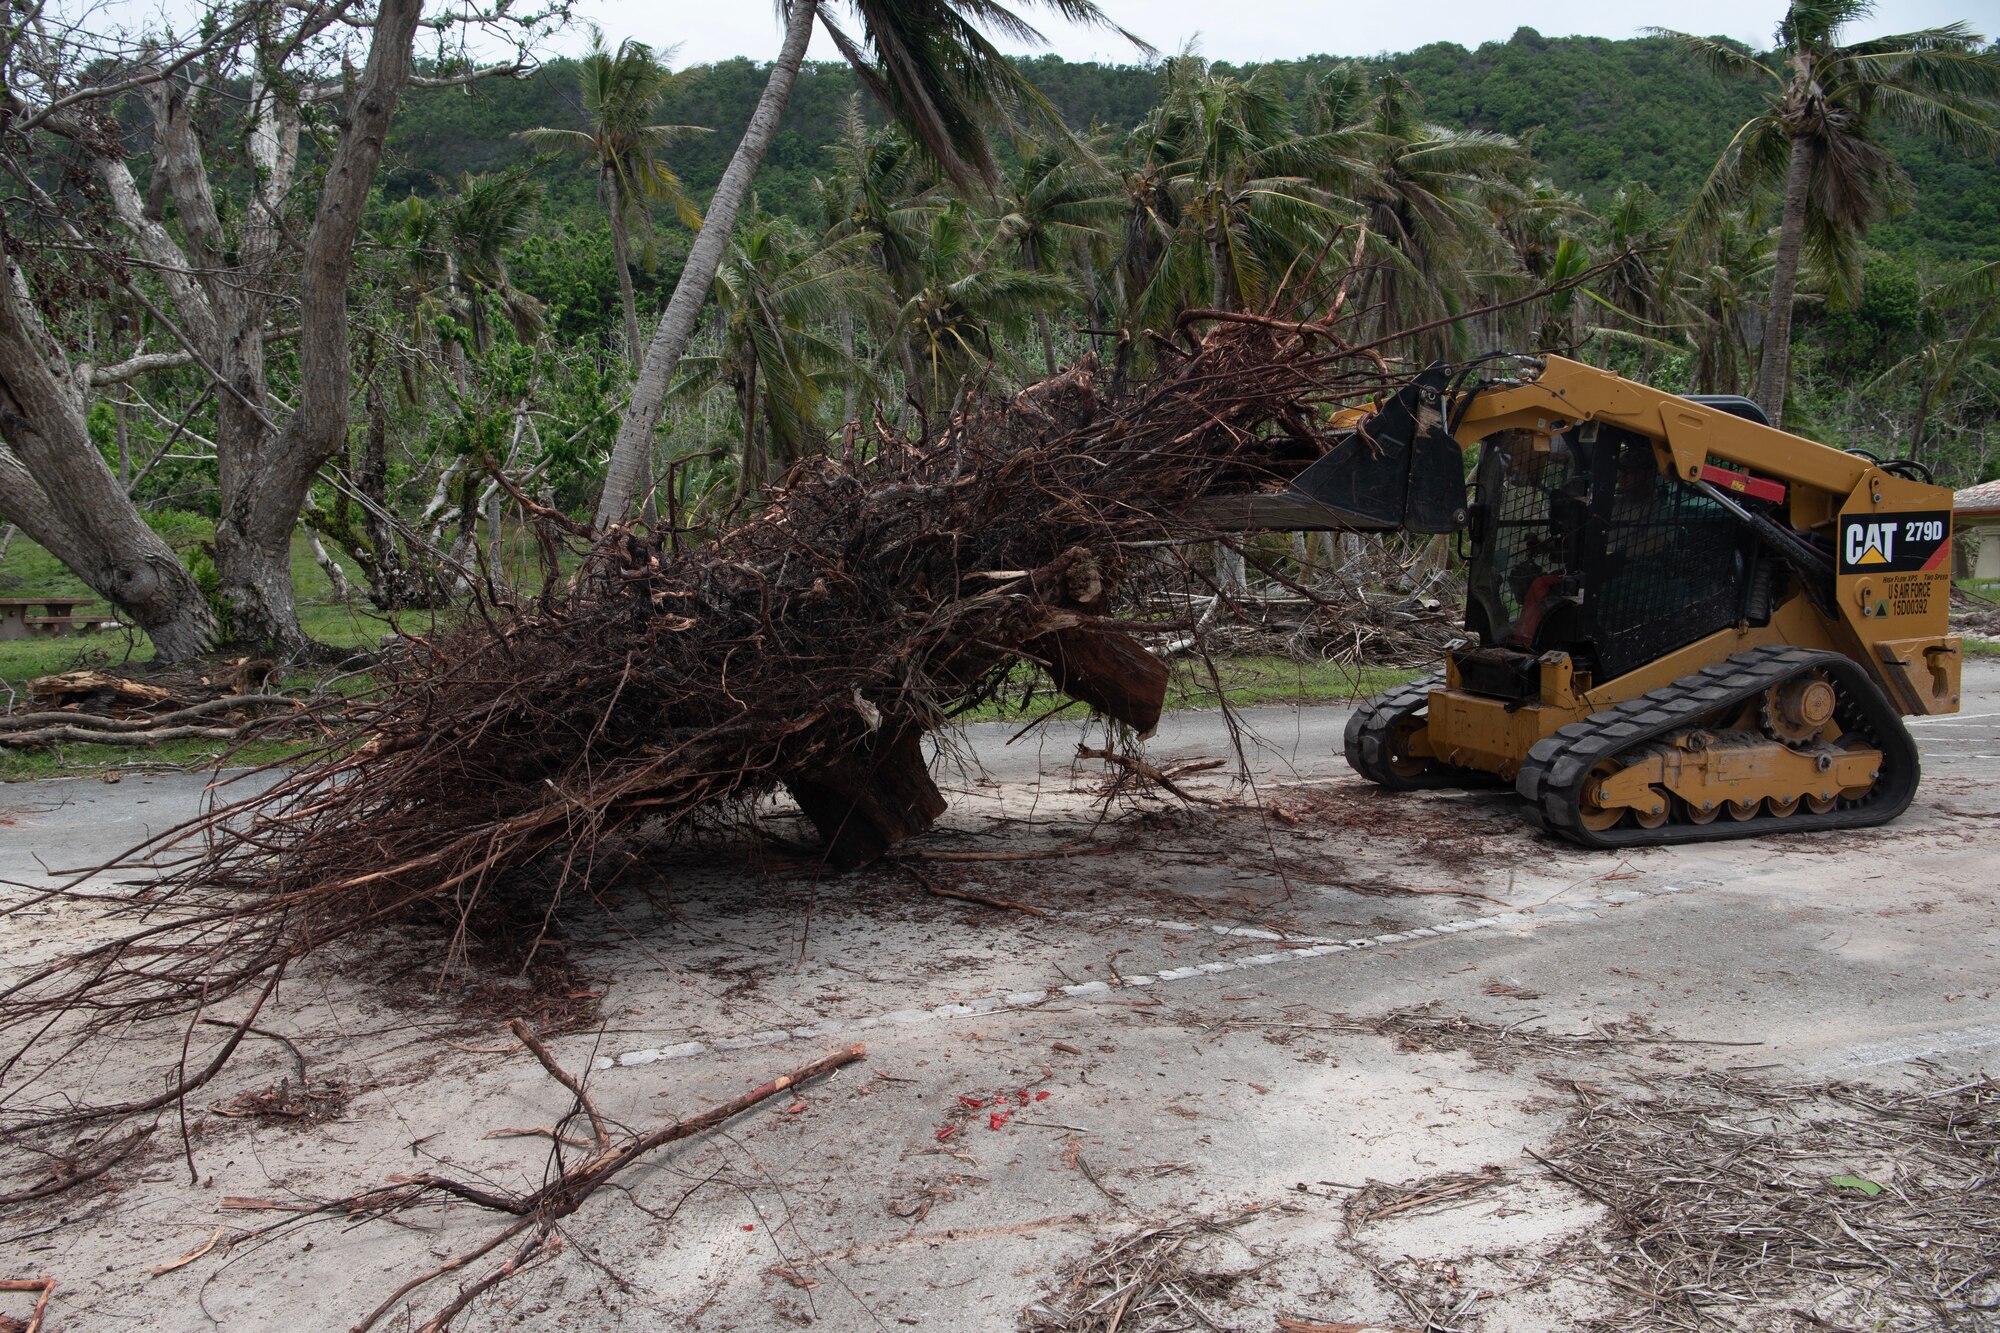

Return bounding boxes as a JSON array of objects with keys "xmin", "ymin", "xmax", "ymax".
[
  {"xmin": 1865, "ymin": 260, "xmax": 2000, "ymax": 461},
  {"xmin": 520, "ymin": 29, "xmax": 707, "ymax": 364},
  {"xmin": 374, "ymin": 172, "xmax": 544, "ymax": 394},
  {"xmin": 891, "ymin": 199, "xmax": 1077, "ymax": 416},
  {"xmin": 1654, "ymin": 2, "xmax": 2000, "ymax": 422},
  {"xmin": 1677, "ymin": 208, "xmax": 1776, "ymax": 394},
  {"xmin": 593, "ymin": 0, "xmax": 1146, "ymax": 529},
  {"xmin": 1488, "ymin": 178, "xmax": 1587, "ymax": 350},
  {"xmin": 1108, "ymin": 55, "xmax": 1371, "ymax": 369},
  {"xmin": 674, "ymin": 218, "xmax": 887, "ymax": 490},
  {"xmin": 815, "ymin": 99, "xmax": 940, "ymax": 304},
  {"xmin": 989, "ymin": 138, "xmax": 1120, "ymax": 373},
  {"xmin": 1594, "ymin": 184, "xmax": 1673, "ymax": 333},
  {"xmin": 1345, "ymin": 73, "xmax": 1525, "ymax": 358},
  {"xmin": 445, "ymin": 170, "xmax": 547, "ymax": 356}
]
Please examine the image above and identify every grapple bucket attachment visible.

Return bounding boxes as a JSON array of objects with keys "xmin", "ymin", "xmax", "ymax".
[{"xmin": 1285, "ymin": 366, "xmax": 1468, "ymax": 534}]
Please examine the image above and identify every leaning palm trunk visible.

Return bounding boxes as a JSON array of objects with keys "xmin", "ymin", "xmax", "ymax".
[
  {"xmin": 593, "ymin": 0, "xmax": 818, "ymax": 529},
  {"xmin": 1754, "ymin": 135, "xmax": 1814, "ymax": 424}
]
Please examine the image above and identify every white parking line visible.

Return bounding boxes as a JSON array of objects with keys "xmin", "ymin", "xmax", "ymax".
[{"xmin": 591, "ymin": 883, "xmax": 1691, "ymax": 1071}]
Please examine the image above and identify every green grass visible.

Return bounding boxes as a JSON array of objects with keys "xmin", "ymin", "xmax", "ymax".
[
  {"xmin": 1964, "ymin": 638, "xmax": 2000, "ymax": 659},
  {"xmin": 0, "ymin": 529, "xmax": 406, "ymax": 780},
  {"xmin": 0, "ymin": 529, "xmax": 454, "ymax": 688}
]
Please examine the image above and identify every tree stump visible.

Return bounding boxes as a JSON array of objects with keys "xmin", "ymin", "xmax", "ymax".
[{"xmin": 784, "ymin": 726, "xmax": 948, "ymax": 870}]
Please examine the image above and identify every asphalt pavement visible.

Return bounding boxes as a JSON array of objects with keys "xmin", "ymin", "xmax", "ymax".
[{"xmin": 2, "ymin": 662, "xmax": 1996, "ymax": 1332}]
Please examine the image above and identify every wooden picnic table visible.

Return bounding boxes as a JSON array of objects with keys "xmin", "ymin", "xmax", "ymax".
[{"xmin": 0, "ymin": 596, "xmax": 108, "ymax": 641}]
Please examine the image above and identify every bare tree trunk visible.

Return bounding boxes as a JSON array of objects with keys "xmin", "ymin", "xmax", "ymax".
[
  {"xmin": 304, "ymin": 524, "xmax": 353, "ymax": 602},
  {"xmin": 0, "ymin": 285, "xmax": 214, "ymax": 658},
  {"xmin": 1215, "ymin": 541, "xmax": 1246, "ymax": 596},
  {"xmin": 1038, "ymin": 312, "xmax": 1057, "ymax": 377},
  {"xmin": 594, "ymin": 0, "xmax": 819, "ymax": 528},
  {"xmin": 1910, "ymin": 378, "xmax": 1937, "ymax": 463},
  {"xmin": 741, "ymin": 356, "xmax": 766, "ymax": 493},
  {"xmin": 839, "ymin": 308, "xmax": 858, "ymax": 423},
  {"xmin": 485, "ymin": 488, "xmax": 507, "ymax": 590},
  {"xmin": 112, "ymin": 394, "xmax": 131, "ymax": 487},
  {"xmin": 1754, "ymin": 135, "xmax": 1814, "ymax": 426},
  {"xmin": 1209, "ymin": 228, "xmax": 1236, "ymax": 313},
  {"xmin": 209, "ymin": 0, "xmax": 422, "ymax": 656}
]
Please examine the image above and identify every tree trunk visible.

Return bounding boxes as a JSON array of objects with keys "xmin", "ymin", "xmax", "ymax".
[
  {"xmin": 1025, "ymin": 622, "xmax": 1170, "ymax": 736},
  {"xmin": 784, "ymin": 725, "xmax": 946, "ymax": 869},
  {"xmin": 0, "ymin": 445, "xmax": 213, "ymax": 659},
  {"xmin": 839, "ymin": 307, "xmax": 858, "ymax": 423},
  {"xmin": 1209, "ymin": 229, "xmax": 1235, "ymax": 313},
  {"xmin": 741, "ymin": 356, "xmax": 765, "ymax": 493},
  {"xmin": 305, "ymin": 525, "xmax": 353, "ymax": 602},
  {"xmin": 605, "ymin": 171, "xmax": 644, "ymax": 367},
  {"xmin": 1215, "ymin": 541, "xmax": 1246, "ymax": 595},
  {"xmin": 0, "ymin": 272, "xmax": 215, "ymax": 659},
  {"xmin": 112, "ymin": 394, "xmax": 131, "ymax": 487},
  {"xmin": 593, "ymin": 0, "xmax": 819, "ymax": 529},
  {"xmin": 211, "ymin": 0, "xmax": 422, "ymax": 656},
  {"xmin": 1037, "ymin": 312, "xmax": 1057, "ymax": 377},
  {"xmin": 1754, "ymin": 134, "xmax": 1814, "ymax": 425}
]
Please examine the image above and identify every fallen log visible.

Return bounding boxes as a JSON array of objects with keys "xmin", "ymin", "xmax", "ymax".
[
  {"xmin": 1026, "ymin": 620, "xmax": 1171, "ymax": 737},
  {"xmin": 0, "ymin": 696, "xmax": 302, "ymax": 733}
]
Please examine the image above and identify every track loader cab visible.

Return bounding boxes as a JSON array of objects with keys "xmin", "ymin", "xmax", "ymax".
[
  {"xmin": 1458, "ymin": 418, "xmax": 1774, "ymax": 700},
  {"xmin": 1318, "ymin": 356, "xmax": 1962, "ymax": 847}
]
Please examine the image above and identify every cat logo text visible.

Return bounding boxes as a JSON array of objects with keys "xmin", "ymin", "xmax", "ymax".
[{"xmin": 1835, "ymin": 511, "xmax": 1951, "ymax": 576}]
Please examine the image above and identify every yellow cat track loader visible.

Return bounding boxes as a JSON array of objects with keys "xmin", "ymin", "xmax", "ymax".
[{"xmin": 1204, "ymin": 354, "xmax": 1962, "ymax": 847}]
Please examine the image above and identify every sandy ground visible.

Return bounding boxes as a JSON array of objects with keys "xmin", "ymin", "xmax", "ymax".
[{"xmin": 1, "ymin": 664, "xmax": 1997, "ymax": 1332}]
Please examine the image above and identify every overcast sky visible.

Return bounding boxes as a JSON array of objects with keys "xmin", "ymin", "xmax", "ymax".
[{"xmin": 567, "ymin": 0, "xmax": 1991, "ymax": 68}]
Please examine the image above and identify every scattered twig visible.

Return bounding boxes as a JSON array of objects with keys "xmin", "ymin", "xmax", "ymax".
[
  {"xmin": 346, "ymin": 1042, "xmax": 866, "ymax": 1333},
  {"xmin": 1078, "ymin": 745, "xmax": 1222, "ymax": 806},
  {"xmin": 146, "ymin": 1226, "xmax": 224, "ymax": 1277},
  {"xmin": 0, "ymin": 1126, "xmax": 154, "ymax": 1207},
  {"xmin": 0, "ymin": 1277, "xmax": 54, "ymax": 1333},
  {"xmin": 891, "ymin": 861, "xmax": 1048, "ymax": 917}
]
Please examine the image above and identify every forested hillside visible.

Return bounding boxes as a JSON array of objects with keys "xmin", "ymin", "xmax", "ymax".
[{"xmin": 389, "ymin": 30, "xmax": 1999, "ymax": 262}]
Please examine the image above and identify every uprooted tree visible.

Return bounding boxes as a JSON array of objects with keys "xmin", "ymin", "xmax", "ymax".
[{"xmin": 0, "ymin": 312, "xmax": 1407, "ymax": 1126}]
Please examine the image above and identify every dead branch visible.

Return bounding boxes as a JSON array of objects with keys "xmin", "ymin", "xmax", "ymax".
[
  {"xmin": 0, "ymin": 1126, "xmax": 153, "ymax": 1206},
  {"xmin": 890, "ymin": 860, "xmax": 1049, "ymax": 917},
  {"xmin": 1077, "ymin": 745, "xmax": 1224, "ymax": 806},
  {"xmin": 0, "ymin": 1277, "xmax": 54, "ymax": 1333},
  {"xmin": 346, "ymin": 1041, "xmax": 866, "ymax": 1333},
  {"xmin": 504, "ymin": 1018, "xmax": 610, "ymax": 1151}
]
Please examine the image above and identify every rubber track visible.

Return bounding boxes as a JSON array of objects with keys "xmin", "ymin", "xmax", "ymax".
[
  {"xmin": 1513, "ymin": 644, "xmax": 1920, "ymax": 848},
  {"xmin": 1344, "ymin": 674, "xmax": 1500, "ymax": 791}
]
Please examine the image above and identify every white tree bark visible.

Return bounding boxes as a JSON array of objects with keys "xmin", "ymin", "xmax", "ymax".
[
  {"xmin": 594, "ymin": 0, "xmax": 819, "ymax": 529},
  {"xmin": 303, "ymin": 523, "xmax": 354, "ymax": 602}
]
